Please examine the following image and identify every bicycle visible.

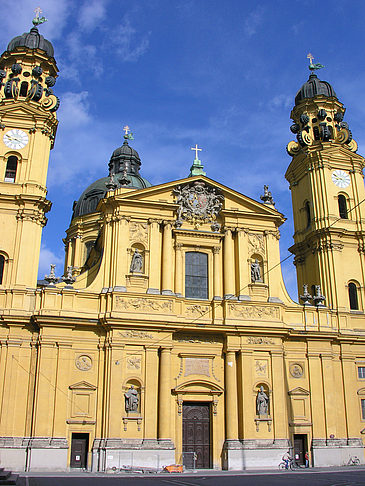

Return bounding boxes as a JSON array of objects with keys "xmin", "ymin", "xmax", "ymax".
[
  {"xmin": 278, "ymin": 458, "xmax": 303, "ymax": 470},
  {"xmin": 347, "ymin": 456, "xmax": 360, "ymax": 466}
]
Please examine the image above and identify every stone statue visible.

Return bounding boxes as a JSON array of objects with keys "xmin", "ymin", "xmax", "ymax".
[
  {"xmin": 130, "ymin": 249, "xmax": 143, "ymax": 273},
  {"xmin": 124, "ymin": 385, "xmax": 139, "ymax": 412},
  {"xmin": 256, "ymin": 386, "xmax": 269, "ymax": 416},
  {"xmin": 251, "ymin": 259, "xmax": 262, "ymax": 283}
]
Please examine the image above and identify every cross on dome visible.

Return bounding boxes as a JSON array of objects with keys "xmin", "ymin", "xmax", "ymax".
[{"xmin": 307, "ymin": 52, "xmax": 314, "ymax": 65}]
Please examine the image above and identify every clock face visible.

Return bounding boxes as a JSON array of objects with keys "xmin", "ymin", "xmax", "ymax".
[
  {"xmin": 3, "ymin": 129, "xmax": 29, "ymax": 150},
  {"xmin": 332, "ymin": 169, "xmax": 350, "ymax": 188}
]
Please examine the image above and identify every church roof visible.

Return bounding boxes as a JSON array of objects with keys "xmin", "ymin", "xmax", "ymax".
[
  {"xmin": 295, "ymin": 73, "xmax": 337, "ymax": 105},
  {"xmin": 7, "ymin": 26, "xmax": 54, "ymax": 58}
]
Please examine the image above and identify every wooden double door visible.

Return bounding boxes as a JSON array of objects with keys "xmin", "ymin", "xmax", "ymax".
[{"xmin": 182, "ymin": 402, "xmax": 211, "ymax": 469}]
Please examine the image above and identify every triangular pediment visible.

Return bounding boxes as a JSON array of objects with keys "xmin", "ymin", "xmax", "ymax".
[
  {"xmin": 108, "ymin": 175, "xmax": 284, "ymax": 222},
  {"xmin": 69, "ymin": 381, "xmax": 96, "ymax": 390},
  {"xmin": 0, "ymin": 100, "xmax": 55, "ymax": 119},
  {"xmin": 288, "ymin": 387, "xmax": 310, "ymax": 396}
]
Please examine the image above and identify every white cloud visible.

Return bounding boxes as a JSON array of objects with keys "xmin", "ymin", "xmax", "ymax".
[
  {"xmin": 38, "ymin": 243, "xmax": 64, "ymax": 278},
  {"xmin": 57, "ymin": 91, "xmax": 91, "ymax": 127},
  {"xmin": 111, "ymin": 16, "xmax": 150, "ymax": 62},
  {"xmin": 244, "ymin": 7, "xmax": 264, "ymax": 37},
  {"xmin": 78, "ymin": 0, "xmax": 108, "ymax": 31}
]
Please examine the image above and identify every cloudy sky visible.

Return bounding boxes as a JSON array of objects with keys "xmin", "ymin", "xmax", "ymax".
[{"xmin": 2, "ymin": 0, "xmax": 365, "ymax": 300}]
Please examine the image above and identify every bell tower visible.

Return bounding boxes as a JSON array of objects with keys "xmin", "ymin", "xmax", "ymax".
[
  {"xmin": 285, "ymin": 62, "xmax": 365, "ymax": 311},
  {"xmin": 0, "ymin": 16, "xmax": 60, "ymax": 290}
]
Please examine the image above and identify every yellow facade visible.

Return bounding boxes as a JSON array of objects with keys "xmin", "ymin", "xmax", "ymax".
[{"xmin": 1, "ymin": 28, "xmax": 365, "ymax": 472}]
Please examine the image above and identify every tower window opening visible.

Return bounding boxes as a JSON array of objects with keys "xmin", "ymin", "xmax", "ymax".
[
  {"xmin": 348, "ymin": 282, "xmax": 359, "ymax": 310},
  {"xmin": 185, "ymin": 251, "xmax": 208, "ymax": 299},
  {"xmin": 305, "ymin": 202, "xmax": 311, "ymax": 228},
  {"xmin": 4, "ymin": 156, "xmax": 18, "ymax": 182},
  {"xmin": 0, "ymin": 255, "xmax": 4, "ymax": 284},
  {"xmin": 361, "ymin": 399, "xmax": 365, "ymax": 420},
  {"xmin": 358, "ymin": 367, "xmax": 365, "ymax": 379},
  {"xmin": 19, "ymin": 81, "xmax": 28, "ymax": 97},
  {"xmin": 338, "ymin": 195, "xmax": 348, "ymax": 219}
]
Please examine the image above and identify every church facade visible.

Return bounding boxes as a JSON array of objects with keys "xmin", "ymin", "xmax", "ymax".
[{"xmin": 1, "ymin": 23, "xmax": 365, "ymax": 472}]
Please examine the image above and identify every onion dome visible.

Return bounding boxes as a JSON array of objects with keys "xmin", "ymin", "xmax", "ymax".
[
  {"xmin": 72, "ymin": 137, "xmax": 152, "ymax": 219},
  {"xmin": 295, "ymin": 74, "xmax": 337, "ymax": 105},
  {"xmin": 7, "ymin": 26, "xmax": 54, "ymax": 58}
]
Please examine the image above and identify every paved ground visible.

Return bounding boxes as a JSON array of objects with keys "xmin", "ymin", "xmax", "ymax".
[{"xmin": 15, "ymin": 468, "xmax": 365, "ymax": 486}]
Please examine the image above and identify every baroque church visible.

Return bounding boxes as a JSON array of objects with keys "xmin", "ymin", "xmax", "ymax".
[{"xmin": 1, "ymin": 20, "xmax": 365, "ymax": 473}]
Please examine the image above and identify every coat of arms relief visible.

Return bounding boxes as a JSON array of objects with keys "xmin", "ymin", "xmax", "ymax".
[{"xmin": 173, "ymin": 181, "xmax": 224, "ymax": 229}]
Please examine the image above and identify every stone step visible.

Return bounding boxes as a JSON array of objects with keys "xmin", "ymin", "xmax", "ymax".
[{"xmin": 0, "ymin": 468, "xmax": 18, "ymax": 484}]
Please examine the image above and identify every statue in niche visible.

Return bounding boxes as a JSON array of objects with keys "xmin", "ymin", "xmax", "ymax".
[
  {"xmin": 124, "ymin": 385, "xmax": 139, "ymax": 412},
  {"xmin": 130, "ymin": 249, "xmax": 143, "ymax": 273},
  {"xmin": 256, "ymin": 386, "xmax": 269, "ymax": 416},
  {"xmin": 251, "ymin": 259, "xmax": 262, "ymax": 283}
]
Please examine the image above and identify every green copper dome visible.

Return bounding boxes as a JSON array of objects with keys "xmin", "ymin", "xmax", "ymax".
[{"xmin": 72, "ymin": 139, "xmax": 152, "ymax": 218}]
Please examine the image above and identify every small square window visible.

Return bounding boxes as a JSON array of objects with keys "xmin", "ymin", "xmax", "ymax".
[{"xmin": 358, "ymin": 367, "xmax": 365, "ymax": 379}]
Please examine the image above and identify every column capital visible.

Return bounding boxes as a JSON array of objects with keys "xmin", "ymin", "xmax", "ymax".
[
  {"xmin": 175, "ymin": 243, "xmax": 183, "ymax": 251},
  {"xmin": 162, "ymin": 220, "xmax": 173, "ymax": 227},
  {"xmin": 148, "ymin": 218, "xmax": 162, "ymax": 225},
  {"xmin": 213, "ymin": 246, "xmax": 221, "ymax": 254}
]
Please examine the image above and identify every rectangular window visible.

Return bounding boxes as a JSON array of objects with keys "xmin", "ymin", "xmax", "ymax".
[
  {"xmin": 185, "ymin": 252, "xmax": 208, "ymax": 299},
  {"xmin": 361, "ymin": 399, "xmax": 365, "ymax": 420},
  {"xmin": 358, "ymin": 367, "xmax": 365, "ymax": 379}
]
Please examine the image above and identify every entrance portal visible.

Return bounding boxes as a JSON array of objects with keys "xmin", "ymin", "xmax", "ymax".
[
  {"xmin": 70, "ymin": 433, "xmax": 89, "ymax": 469},
  {"xmin": 293, "ymin": 434, "xmax": 307, "ymax": 465},
  {"xmin": 182, "ymin": 402, "xmax": 211, "ymax": 469}
]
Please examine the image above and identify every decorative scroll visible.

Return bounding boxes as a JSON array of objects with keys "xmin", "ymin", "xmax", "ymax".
[
  {"xmin": 185, "ymin": 304, "xmax": 210, "ymax": 318},
  {"xmin": 174, "ymin": 333, "xmax": 223, "ymax": 344},
  {"xmin": 129, "ymin": 222, "xmax": 148, "ymax": 244},
  {"xmin": 247, "ymin": 336, "xmax": 275, "ymax": 345},
  {"xmin": 118, "ymin": 330, "xmax": 154, "ymax": 339}
]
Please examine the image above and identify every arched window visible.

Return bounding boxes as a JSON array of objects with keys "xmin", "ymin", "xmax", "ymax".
[
  {"xmin": 349, "ymin": 282, "xmax": 359, "ymax": 310},
  {"xmin": 185, "ymin": 252, "xmax": 208, "ymax": 299},
  {"xmin": 305, "ymin": 201, "xmax": 311, "ymax": 228},
  {"xmin": 0, "ymin": 255, "xmax": 4, "ymax": 284},
  {"xmin": 19, "ymin": 81, "xmax": 28, "ymax": 97},
  {"xmin": 338, "ymin": 195, "xmax": 348, "ymax": 219},
  {"xmin": 4, "ymin": 156, "xmax": 18, "ymax": 182}
]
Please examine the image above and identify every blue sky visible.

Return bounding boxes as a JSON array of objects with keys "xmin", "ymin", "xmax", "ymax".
[{"xmin": 2, "ymin": 0, "xmax": 365, "ymax": 300}]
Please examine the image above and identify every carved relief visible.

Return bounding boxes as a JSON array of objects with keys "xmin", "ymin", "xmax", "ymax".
[
  {"xmin": 184, "ymin": 358, "xmax": 210, "ymax": 377},
  {"xmin": 173, "ymin": 181, "xmax": 224, "ymax": 228},
  {"xmin": 129, "ymin": 222, "xmax": 148, "ymax": 245},
  {"xmin": 75, "ymin": 355, "xmax": 93, "ymax": 371},
  {"xmin": 118, "ymin": 330, "xmax": 154, "ymax": 339},
  {"xmin": 115, "ymin": 297, "xmax": 173, "ymax": 313},
  {"xmin": 174, "ymin": 333, "xmax": 223, "ymax": 344},
  {"xmin": 185, "ymin": 304, "xmax": 210, "ymax": 318},
  {"xmin": 248, "ymin": 233, "xmax": 265, "ymax": 254},
  {"xmin": 247, "ymin": 336, "xmax": 275, "ymax": 345},
  {"xmin": 127, "ymin": 355, "xmax": 141, "ymax": 370},
  {"xmin": 229, "ymin": 305, "xmax": 280, "ymax": 320},
  {"xmin": 255, "ymin": 360, "xmax": 268, "ymax": 377},
  {"xmin": 289, "ymin": 362, "xmax": 304, "ymax": 378}
]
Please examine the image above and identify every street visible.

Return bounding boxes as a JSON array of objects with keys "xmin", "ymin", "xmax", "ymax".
[{"xmin": 16, "ymin": 470, "xmax": 365, "ymax": 486}]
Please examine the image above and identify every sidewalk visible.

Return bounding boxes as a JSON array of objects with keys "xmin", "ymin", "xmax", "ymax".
[{"xmin": 17, "ymin": 464, "xmax": 365, "ymax": 478}]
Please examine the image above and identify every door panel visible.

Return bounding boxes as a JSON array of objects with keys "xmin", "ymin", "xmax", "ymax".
[
  {"xmin": 182, "ymin": 402, "xmax": 210, "ymax": 469},
  {"xmin": 70, "ymin": 433, "xmax": 89, "ymax": 468}
]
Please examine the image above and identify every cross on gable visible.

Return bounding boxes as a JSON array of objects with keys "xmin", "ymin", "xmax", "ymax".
[{"xmin": 191, "ymin": 144, "xmax": 202, "ymax": 159}]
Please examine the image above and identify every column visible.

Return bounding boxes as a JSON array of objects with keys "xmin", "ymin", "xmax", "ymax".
[
  {"xmin": 158, "ymin": 347, "xmax": 172, "ymax": 441},
  {"xmin": 213, "ymin": 246, "xmax": 222, "ymax": 299},
  {"xmin": 148, "ymin": 219, "xmax": 161, "ymax": 294},
  {"xmin": 271, "ymin": 351, "xmax": 288, "ymax": 440},
  {"xmin": 341, "ymin": 351, "xmax": 359, "ymax": 439},
  {"xmin": 307, "ymin": 351, "xmax": 326, "ymax": 439},
  {"xmin": 321, "ymin": 353, "xmax": 337, "ymax": 438},
  {"xmin": 114, "ymin": 217, "xmax": 129, "ymax": 290},
  {"xmin": 223, "ymin": 228, "xmax": 235, "ymax": 299},
  {"xmin": 236, "ymin": 230, "xmax": 248, "ymax": 299},
  {"xmin": 175, "ymin": 243, "xmax": 183, "ymax": 297},
  {"xmin": 225, "ymin": 350, "xmax": 239, "ymax": 441},
  {"xmin": 238, "ymin": 350, "xmax": 255, "ymax": 438},
  {"xmin": 73, "ymin": 233, "xmax": 82, "ymax": 268},
  {"xmin": 144, "ymin": 347, "xmax": 159, "ymax": 442},
  {"xmin": 161, "ymin": 221, "xmax": 173, "ymax": 295}
]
